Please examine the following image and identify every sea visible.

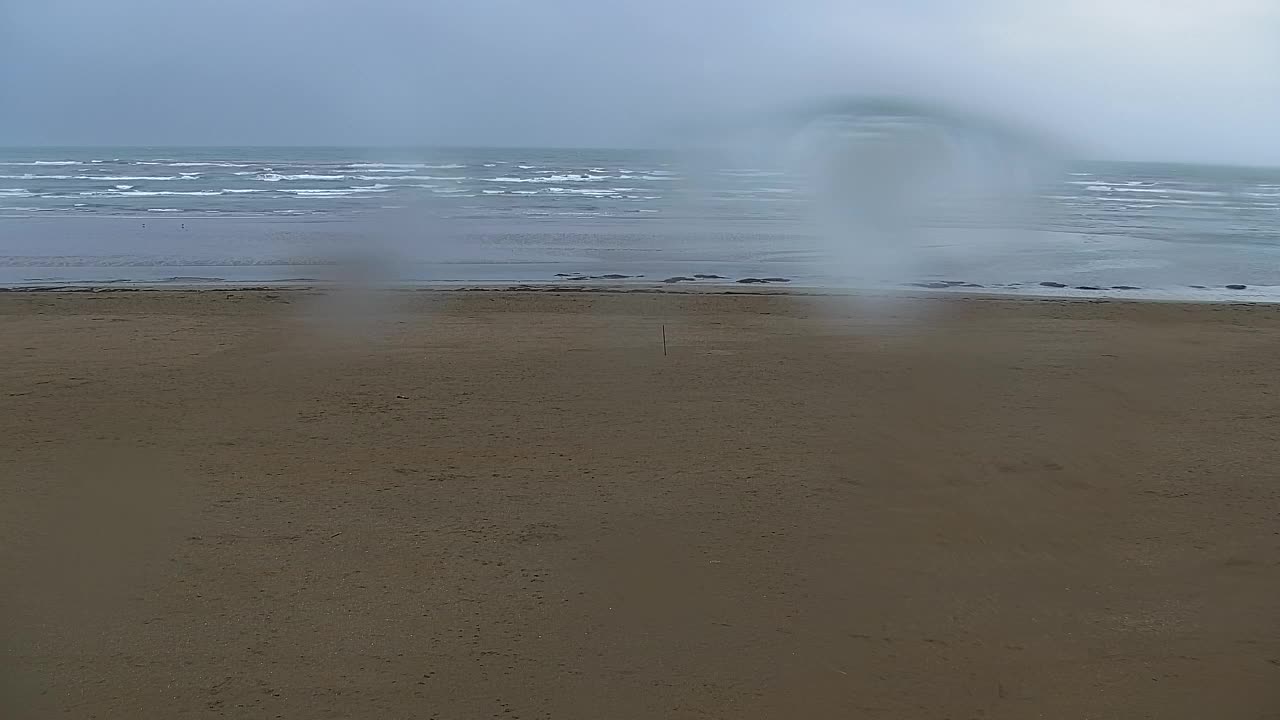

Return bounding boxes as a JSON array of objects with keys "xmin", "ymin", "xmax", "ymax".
[{"xmin": 3, "ymin": 146, "xmax": 1280, "ymax": 300}]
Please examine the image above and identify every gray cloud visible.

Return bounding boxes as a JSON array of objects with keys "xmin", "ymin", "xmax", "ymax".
[{"xmin": 2, "ymin": 0, "xmax": 1277, "ymax": 164}]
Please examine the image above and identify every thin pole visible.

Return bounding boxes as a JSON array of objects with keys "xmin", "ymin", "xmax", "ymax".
[{"xmin": 662, "ymin": 324, "xmax": 667, "ymax": 356}]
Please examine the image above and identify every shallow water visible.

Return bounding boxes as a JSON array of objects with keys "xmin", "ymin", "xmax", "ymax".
[{"xmin": 2, "ymin": 147, "xmax": 1279, "ymax": 299}]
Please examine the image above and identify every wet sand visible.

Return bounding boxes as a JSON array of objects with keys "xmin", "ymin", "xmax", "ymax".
[{"xmin": 2, "ymin": 289, "xmax": 1278, "ymax": 718}]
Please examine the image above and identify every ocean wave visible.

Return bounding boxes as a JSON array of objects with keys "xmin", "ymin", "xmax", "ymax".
[
  {"xmin": 78, "ymin": 190, "xmax": 224, "ymax": 197},
  {"xmin": 486, "ymin": 174, "xmax": 611, "ymax": 183},
  {"xmin": 546, "ymin": 187, "xmax": 618, "ymax": 196},
  {"xmin": 0, "ymin": 173, "xmax": 191, "ymax": 181},
  {"xmin": 1084, "ymin": 185, "xmax": 1224, "ymax": 197},
  {"xmin": 1094, "ymin": 196, "xmax": 1223, "ymax": 206},
  {"xmin": 1067, "ymin": 180, "xmax": 1150, "ymax": 187},
  {"xmin": 223, "ymin": 189, "xmax": 269, "ymax": 194},
  {"xmin": 0, "ymin": 160, "xmax": 81, "ymax": 166},
  {"xmin": 147, "ymin": 208, "xmax": 185, "ymax": 212},
  {"xmin": 0, "ymin": 188, "xmax": 34, "ymax": 197},
  {"xmin": 114, "ymin": 184, "xmax": 134, "ymax": 190},
  {"xmin": 134, "ymin": 161, "xmax": 251, "ymax": 168},
  {"xmin": 93, "ymin": 175, "xmax": 187, "ymax": 181},
  {"xmin": 352, "ymin": 174, "xmax": 424, "ymax": 181},
  {"xmin": 257, "ymin": 173, "xmax": 347, "ymax": 181},
  {"xmin": 347, "ymin": 163, "xmax": 465, "ymax": 170},
  {"xmin": 282, "ymin": 185, "xmax": 391, "ymax": 196}
]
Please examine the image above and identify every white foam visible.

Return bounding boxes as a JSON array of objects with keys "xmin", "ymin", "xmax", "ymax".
[
  {"xmin": 0, "ymin": 161, "xmax": 81, "ymax": 166},
  {"xmin": 246, "ymin": 173, "xmax": 349, "ymax": 181},
  {"xmin": 347, "ymin": 163, "xmax": 465, "ymax": 170},
  {"xmin": 133, "ymin": 161, "xmax": 250, "ymax": 168},
  {"xmin": 146, "ymin": 208, "xmax": 184, "ymax": 212},
  {"xmin": 282, "ymin": 185, "xmax": 391, "ymax": 196},
  {"xmin": 0, "ymin": 173, "xmax": 187, "ymax": 181},
  {"xmin": 0, "ymin": 188, "xmax": 34, "ymax": 196},
  {"xmin": 114, "ymin": 184, "xmax": 134, "ymax": 190},
  {"xmin": 1083, "ymin": 184, "xmax": 1225, "ymax": 197},
  {"xmin": 546, "ymin": 187, "xmax": 618, "ymax": 196},
  {"xmin": 353, "ymin": 174, "xmax": 422, "ymax": 181},
  {"xmin": 618, "ymin": 174, "xmax": 677, "ymax": 181},
  {"xmin": 486, "ymin": 174, "xmax": 611, "ymax": 183},
  {"xmin": 224, "ymin": 189, "xmax": 268, "ymax": 194},
  {"xmin": 78, "ymin": 190, "xmax": 224, "ymax": 197},
  {"xmin": 90, "ymin": 175, "xmax": 183, "ymax": 181}
]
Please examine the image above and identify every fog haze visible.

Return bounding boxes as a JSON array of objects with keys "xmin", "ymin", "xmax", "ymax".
[{"xmin": 2, "ymin": 0, "xmax": 1278, "ymax": 164}]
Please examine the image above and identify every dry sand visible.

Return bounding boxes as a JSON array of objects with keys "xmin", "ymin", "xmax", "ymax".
[{"xmin": 2, "ymin": 288, "xmax": 1278, "ymax": 718}]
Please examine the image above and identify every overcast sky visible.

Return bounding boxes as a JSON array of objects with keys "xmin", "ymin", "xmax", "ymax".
[{"xmin": 2, "ymin": 0, "xmax": 1278, "ymax": 164}]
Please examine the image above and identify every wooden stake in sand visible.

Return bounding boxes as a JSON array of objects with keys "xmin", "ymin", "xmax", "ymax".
[{"xmin": 662, "ymin": 324, "xmax": 667, "ymax": 356}]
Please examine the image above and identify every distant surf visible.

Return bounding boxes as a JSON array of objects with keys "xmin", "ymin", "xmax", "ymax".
[{"xmin": 1, "ymin": 147, "xmax": 1279, "ymax": 300}]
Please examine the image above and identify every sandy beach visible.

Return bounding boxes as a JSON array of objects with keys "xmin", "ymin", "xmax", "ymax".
[{"xmin": 2, "ymin": 288, "xmax": 1278, "ymax": 718}]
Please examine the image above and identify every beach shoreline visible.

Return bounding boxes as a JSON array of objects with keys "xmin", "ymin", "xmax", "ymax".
[
  {"xmin": 2, "ymin": 279, "xmax": 1279, "ymax": 305},
  {"xmin": 3, "ymin": 290, "xmax": 1278, "ymax": 718}
]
